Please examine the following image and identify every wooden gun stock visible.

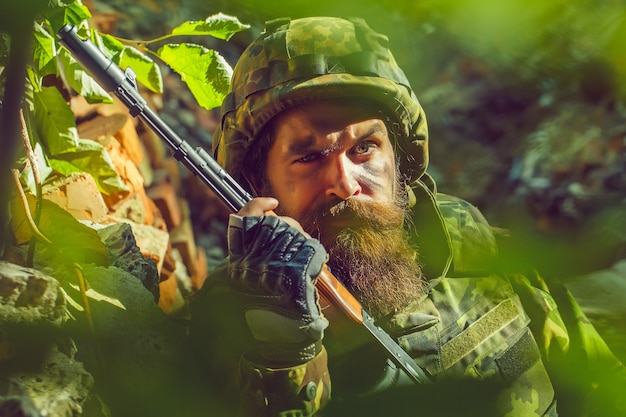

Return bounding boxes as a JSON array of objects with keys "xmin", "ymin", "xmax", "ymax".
[{"xmin": 317, "ymin": 265, "xmax": 362, "ymax": 322}]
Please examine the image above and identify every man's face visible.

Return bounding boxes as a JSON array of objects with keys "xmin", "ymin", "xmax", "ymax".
[
  {"xmin": 265, "ymin": 100, "xmax": 397, "ymax": 228},
  {"xmin": 261, "ymin": 100, "xmax": 424, "ymax": 318}
]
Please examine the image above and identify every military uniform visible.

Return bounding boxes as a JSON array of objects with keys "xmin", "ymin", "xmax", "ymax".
[
  {"xmin": 193, "ymin": 178, "xmax": 536, "ymax": 415},
  {"xmin": 190, "ymin": 16, "xmax": 625, "ymax": 417}
]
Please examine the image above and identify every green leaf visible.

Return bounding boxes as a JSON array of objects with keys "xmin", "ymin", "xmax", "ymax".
[
  {"xmin": 63, "ymin": 1, "xmax": 92, "ymax": 25},
  {"xmin": 45, "ymin": 0, "xmax": 92, "ymax": 31},
  {"xmin": 156, "ymin": 43, "xmax": 232, "ymax": 110},
  {"xmin": 49, "ymin": 139, "xmax": 129, "ymax": 195},
  {"xmin": 170, "ymin": 13, "xmax": 250, "ymax": 40},
  {"xmin": 33, "ymin": 22, "xmax": 56, "ymax": 75},
  {"xmin": 92, "ymin": 31, "xmax": 125, "ymax": 62},
  {"xmin": 90, "ymin": 32, "xmax": 163, "ymax": 95},
  {"xmin": 119, "ymin": 46, "xmax": 163, "ymax": 93},
  {"xmin": 59, "ymin": 47, "xmax": 113, "ymax": 103},
  {"xmin": 24, "ymin": 69, "xmax": 39, "ymax": 111},
  {"xmin": 10, "ymin": 194, "xmax": 109, "ymax": 266},
  {"xmin": 33, "ymin": 86, "xmax": 79, "ymax": 155}
]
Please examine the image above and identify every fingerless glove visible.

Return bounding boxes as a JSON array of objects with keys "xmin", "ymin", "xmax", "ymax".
[{"xmin": 228, "ymin": 214, "xmax": 329, "ymax": 367}]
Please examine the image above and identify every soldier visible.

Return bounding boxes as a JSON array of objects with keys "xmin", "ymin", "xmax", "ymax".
[{"xmin": 190, "ymin": 16, "xmax": 624, "ymax": 417}]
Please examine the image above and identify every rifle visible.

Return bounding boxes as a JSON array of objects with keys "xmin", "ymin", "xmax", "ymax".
[{"xmin": 57, "ymin": 25, "xmax": 431, "ymax": 385}]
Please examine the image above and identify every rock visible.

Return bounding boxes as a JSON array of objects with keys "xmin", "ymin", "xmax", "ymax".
[
  {"xmin": 0, "ymin": 262, "xmax": 99, "ymax": 416},
  {"xmin": 190, "ymin": 248, "xmax": 209, "ymax": 291},
  {"xmin": 96, "ymin": 222, "xmax": 160, "ymax": 301},
  {"xmin": 96, "ymin": 135, "xmax": 146, "ymax": 208},
  {"xmin": 146, "ymin": 181, "xmax": 182, "ymax": 231},
  {"xmin": 157, "ymin": 248, "xmax": 189, "ymax": 317},
  {"xmin": 41, "ymin": 172, "xmax": 109, "ymax": 223},
  {"xmin": 109, "ymin": 218, "xmax": 170, "ymax": 274},
  {"xmin": 77, "ymin": 113, "xmax": 128, "ymax": 141},
  {"xmin": 138, "ymin": 128, "xmax": 167, "ymax": 170},
  {"xmin": 70, "ymin": 94, "xmax": 97, "ymax": 120},
  {"xmin": 0, "ymin": 340, "xmax": 100, "ymax": 417},
  {"xmin": 171, "ymin": 199, "xmax": 207, "ymax": 288},
  {"xmin": 0, "ymin": 261, "xmax": 65, "ymax": 363},
  {"xmin": 159, "ymin": 157, "xmax": 183, "ymax": 193},
  {"xmin": 60, "ymin": 264, "xmax": 214, "ymax": 417},
  {"xmin": 108, "ymin": 191, "xmax": 156, "ymax": 226}
]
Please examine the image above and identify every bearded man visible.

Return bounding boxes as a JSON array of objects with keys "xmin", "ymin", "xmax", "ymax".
[{"xmin": 190, "ymin": 16, "xmax": 624, "ymax": 417}]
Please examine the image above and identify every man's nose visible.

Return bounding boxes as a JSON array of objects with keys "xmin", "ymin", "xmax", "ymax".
[{"xmin": 325, "ymin": 154, "xmax": 362, "ymax": 200}]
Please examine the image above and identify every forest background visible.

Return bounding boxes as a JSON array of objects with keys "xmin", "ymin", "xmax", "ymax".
[{"xmin": 1, "ymin": 0, "xmax": 625, "ymax": 415}]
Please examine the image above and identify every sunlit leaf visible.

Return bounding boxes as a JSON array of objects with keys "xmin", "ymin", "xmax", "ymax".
[
  {"xmin": 24, "ymin": 68, "xmax": 39, "ymax": 111},
  {"xmin": 58, "ymin": 47, "xmax": 113, "ymax": 103},
  {"xmin": 91, "ymin": 33, "xmax": 163, "ymax": 94},
  {"xmin": 119, "ymin": 46, "xmax": 163, "ymax": 93},
  {"xmin": 156, "ymin": 43, "xmax": 232, "ymax": 110},
  {"xmin": 49, "ymin": 139, "xmax": 129, "ymax": 195},
  {"xmin": 33, "ymin": 22, "xmax": 56, "ymax": 75},
  {"xmin": 45, "ymin": 0, "xmax": 92, "ymax": 32},
  {"xmin": 63, "ymin": 1, "xmax": 92, "ymax": 25},
  {"xmin": 170, "ymin": 13, "xmax": 250, "ymax": 40},
  {"xmin": 33, "ymin": 86, "xmax": 79, "ymax": 155},
  {"xmin": 10, "ymin": 194, "xmax": 109, "ymax": 266},
  {"xmin": 92, "ymin": 31, "xmax": 125, "ymax": 62}
]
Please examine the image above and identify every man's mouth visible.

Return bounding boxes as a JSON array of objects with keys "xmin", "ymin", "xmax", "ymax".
[
  {"xmin": 316, "ymin": 216, "xmax": 357, "ymax": 239},
  {"xmin": 302, "ymin": 198, "xmax": 397, "ymax": 243}
]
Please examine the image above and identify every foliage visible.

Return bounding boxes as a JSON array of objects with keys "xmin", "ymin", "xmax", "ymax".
[
  {"xmin": 1, "ymin": 0, "xmax": 248, "ymax": 197},
  {"xmin": 11, "ymin": 194, "xmax": 109, "ymax": 266}
]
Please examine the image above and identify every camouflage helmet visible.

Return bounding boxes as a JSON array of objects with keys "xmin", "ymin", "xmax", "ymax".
[{"xmin": 213, "ymin": 16, "xmax": 429, "ymax": 188}]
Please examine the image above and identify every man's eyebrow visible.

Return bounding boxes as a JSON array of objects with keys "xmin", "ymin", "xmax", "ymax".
[
  {"xmin": 286, "ymin": 122, "xmax": 386, "ymax": 155},
  {"xmin": 359, "ymin": 123, "xmax": 386, "ymax": 140},
  {"xmin": 286, "ymin": 135, "xmax": 318, "ymax": 156}
]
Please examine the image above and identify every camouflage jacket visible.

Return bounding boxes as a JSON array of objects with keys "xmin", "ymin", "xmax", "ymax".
[{"xmin": 190, "ymin": 179, "xmax": 625, "ymax": 417}]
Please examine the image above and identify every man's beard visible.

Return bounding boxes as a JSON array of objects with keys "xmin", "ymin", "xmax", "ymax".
[{"xmin": 298, "ymin": 192, "xmax": 426, "ymax": 320}]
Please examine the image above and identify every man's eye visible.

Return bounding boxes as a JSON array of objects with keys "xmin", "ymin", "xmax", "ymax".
[
  {"xmin": 354, "ymin": 142, "xmax": 375, "ymax": 155},
  {"xmin": 296, "ymin": 153, "xmax": 320, "ymax": 163}
]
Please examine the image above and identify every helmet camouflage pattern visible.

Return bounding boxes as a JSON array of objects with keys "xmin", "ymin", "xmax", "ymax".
[{"xmin": 213, "ymin": 16, "xmax": 429, "ymax": 187}]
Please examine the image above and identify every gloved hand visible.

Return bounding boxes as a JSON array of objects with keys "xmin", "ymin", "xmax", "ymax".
[{"xmin": 228, "ymin": 213, "xmax": 329, "ymax": 367}]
